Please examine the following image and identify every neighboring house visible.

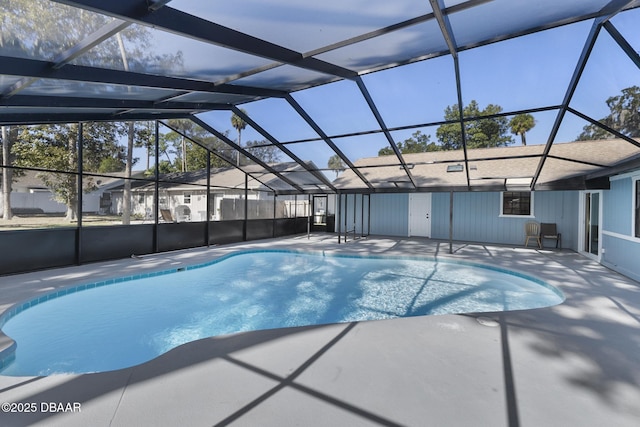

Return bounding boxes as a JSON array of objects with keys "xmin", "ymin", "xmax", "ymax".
[
  {"xmin": 0, "ymin": 170, "xmax": 125, "ymax": 215},
  {"xmin": 334, "ymin": 139, "xmax": 640, "ymax": 281},
  {"xmin": 108, "ymin": 162, "xmax": 316, "ymax": 222}
]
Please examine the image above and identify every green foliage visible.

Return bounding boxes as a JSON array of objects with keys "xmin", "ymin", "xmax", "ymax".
[
  {"xmin": 0, "ymin": 3, "xmax": 182, "ymax": 220},
  {"xmin": 161, "ymin": 120, "xmax": 237, "ymax": 170},
  {"xmin": 577, "ymin": 86, "xmax": 640, "ymax": 140},
  {"xmin": 231, "ymin": 110, "xmax": 248, "ymax": 145},
  {"xmin": 11, "ymin": 123, "xmax": 129, "ymax": 215},
  {"xmin": 327, "ymin": 154, "xmax": 346, "ymax": 177},
  {"xmin": 436, "ymin": 101, "xmax": 514, "ymax": 150},
  {"xmin": 0, "ymin": 1, "xmax": 182, "ymax": 71},
  {"xmin": 145, "ymin": 160, "xmax": 177, "ymax": 176},
  {"xmin": 509, "ymin": 114, "xmax": 536, "ymax": 146},
  {"xmin": 242, "ymin": 140, "xmax": 281, "ymax": 165},
  {"xmin": 98, "ymin": 157, "xmax": 126, "ymax": 173},
  {"xmin": 378, "ymin": 131, "xmax": 440, "ymax": 156}
]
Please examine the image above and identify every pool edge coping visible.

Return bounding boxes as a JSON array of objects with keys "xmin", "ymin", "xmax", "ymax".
[{"xmin": 0, "ymin": 247, "xmax": 564, "ymax": 372}]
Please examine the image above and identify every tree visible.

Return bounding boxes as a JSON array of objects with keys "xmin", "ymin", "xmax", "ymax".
[
  {"xmin": 577, "ymin": 85, "xmax": 640, "ymax": 140},
  {"xmin": 0, "ymin": 3, "xmax": 183, "ymax": 223},
  {"xmin": 243, "ymin": 140, "xmax": 281, "ymax": 165},
  {"xmin": 231, "ymin": 110, "xmax": 248, "ymax": 165},
  {"xmin": 436, "ymin": 101, "xmax": 514, "ymax": 150},
  {"xmin": 1, "ymin": 126, "xmax": 18, "ymax": 220},
  {"xmin": 509, "ymin": 114, "xmax": 536, "ymax": 146},
  {"xmin": 160, "ymin": 120, "xmax": 234, "ymax": 170},
  {"xmin": 378, "ymin": 131, "xmax": 440, "ymax": 156},
  {"xmin": 327, "ymin": 154, "xmax": 346, "ymax": 177},
  {"xmin": 12, "ymin": 123, "xmax": 126, "ymax": 221}
]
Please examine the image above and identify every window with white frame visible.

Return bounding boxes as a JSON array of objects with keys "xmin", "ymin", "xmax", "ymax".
[
  {"xmin": 501, "ymin": 191, "xmax": 534, "ymax": 217},
  {"xmin": 183, "ymin": 192, "xmax": 191, "ymax": 204}
]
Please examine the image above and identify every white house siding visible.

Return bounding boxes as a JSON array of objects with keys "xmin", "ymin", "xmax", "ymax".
[
  {"xmin": 2, "ymin": 191, "xmax": 67, "ymax": 213},
  {"xmin": 1, "ymin": 191, "xmax": 103, "ymax": 214},
  {"xmin": 601, "ymin": 174, "xmax": 640, "ymax": 281}
]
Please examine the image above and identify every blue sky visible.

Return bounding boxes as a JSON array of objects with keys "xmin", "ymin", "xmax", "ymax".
[{"xmin": 138, "ymin": 7, "xmax": 639, "ymax": 173}]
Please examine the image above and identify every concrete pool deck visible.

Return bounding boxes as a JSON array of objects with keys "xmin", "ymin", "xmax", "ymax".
[{"xmin": 0, "ymin": 234, "xmax": 639, "ymax": 426}]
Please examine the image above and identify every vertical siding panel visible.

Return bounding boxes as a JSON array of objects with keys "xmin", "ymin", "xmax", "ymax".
[
  {"xmin": 601, "ymin": 176, "xmax": 640, "ymax": 281},
  {"xmin": 604, "ymin": 179, "xmax": 631, "ymax": 235},
  {"xmin": 369, "ymin": 190, "xmax": 581, "ymax": 249},
  {"xmin": 370, "ymin": 193, "xmax": 408, "ymax": 236}
]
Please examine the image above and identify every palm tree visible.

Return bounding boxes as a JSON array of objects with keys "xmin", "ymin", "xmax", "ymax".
[
  {"xmin": 509, "ymin": 114, "xmax": 536, "ymax": 146},
  {"xmin": 231, "ymin": 110, "xmax": 247, "ymax": 165},
  {"xmin": 328, "ymin": 154, "xmax": 346, "ymax": 178}
]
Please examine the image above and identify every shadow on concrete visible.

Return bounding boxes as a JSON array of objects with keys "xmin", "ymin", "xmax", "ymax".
[{"xmin": 0, "ymin": 322, "xmax": 407, "ymax": 426}]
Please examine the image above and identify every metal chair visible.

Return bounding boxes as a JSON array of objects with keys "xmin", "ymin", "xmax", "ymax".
[
  {"xmin": 524, "ymin": 221, "xmax": 541, "ymax": 248},
  {"xmin": 540, "ymin": 223, "xmax": 561, "ymax": 248}
]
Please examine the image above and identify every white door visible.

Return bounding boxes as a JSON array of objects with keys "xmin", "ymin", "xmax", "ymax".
[{"xmin": 409, "ymin": 193, "xmax": 432, "ymax": 237}]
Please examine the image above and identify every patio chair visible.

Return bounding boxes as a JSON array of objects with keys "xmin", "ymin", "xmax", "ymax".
[
  {"xmin": 524, "ymin": 221, "xmax": 541, "ymax": 248},
  {"xmin": 175, "ymin": 205, "xmax": 191, "ymax": 222},
  {"xmin": 540, "ymin": 223, "xmax": 561, "ymax": 249},
  {"xmin": 160, "ymin": 209, "xmax": 175, "ymax": 222}
]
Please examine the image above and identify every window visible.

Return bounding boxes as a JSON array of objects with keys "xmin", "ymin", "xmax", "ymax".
[
  {"xmin": 635, "ymin": 178, "xmax": 640, "ymax": 238},
  {"xmin": 183, "ymin": 193, "xmax": 191, "ymax": 204},
  {"xmin": 501, "ymin": 191, "xmax": 534, "ymax": 217}
]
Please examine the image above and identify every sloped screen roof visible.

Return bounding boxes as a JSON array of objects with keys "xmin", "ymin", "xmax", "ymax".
[{"xmin": 1, "ymin": 0, "xmax": 639, "ymax": 194}]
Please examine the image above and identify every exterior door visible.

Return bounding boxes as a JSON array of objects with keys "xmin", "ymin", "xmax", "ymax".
[
  {"xmin": 312, "ymin": 195, "xmax": 327, "ymax": 225},
  {"xmin": 409, "ymin": 193, "xmax": 432, "ymax": 237},
  {"xmin": 580, "ymin": 191, "xmax": 601, "ymax": 259}
]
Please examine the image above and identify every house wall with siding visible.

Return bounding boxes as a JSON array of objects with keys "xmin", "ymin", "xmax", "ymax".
[
  {"xmin": 601, "ymin": 173, "xmax": 640, "ymax": 281},
  {"xmin": 431, "ymin": 191, "xmax": 579, "ymax": 249},
  {"xmin": 343, "ymin": 191, "xmax": 578, "ymax": 248},
  {"xmin": 369, "ymin": 193, "xmax": 409, "ymax": 236},
  {"xmin": 336, "ymin": 193, "xmax": 408, "ymax": 236}
]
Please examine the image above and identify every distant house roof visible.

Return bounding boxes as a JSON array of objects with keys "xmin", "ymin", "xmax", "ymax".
[
  {"xmin": 3, "ymin": 170, "xmax": 132, "ymax": 192},
  {"xmin": 109, "ymin": 161, "xmax": 323, "ymax": 194},
  {"xmin": 333, "ymin": 139, "xmax": 640, "ymax": 192}
]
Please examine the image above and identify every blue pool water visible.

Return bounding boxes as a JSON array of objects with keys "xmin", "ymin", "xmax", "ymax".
[{"xmin": 0, "ymin": 250, "xmax": 563, "ymax": 376}]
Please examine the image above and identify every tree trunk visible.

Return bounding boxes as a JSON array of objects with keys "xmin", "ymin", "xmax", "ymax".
[
  {"xmin": 236, "ymin": 128, "xmax": 242, "ymax": 166},
  {"xmin": 122, "ymin": 122, "xmax": 134, "ymax": 225},
  {"xmin": 521, "ymin": 132, "xmax": 527, "ymax": 146},
  {"xmin": 66, "ymin": 132, "xmax": 77, "ymax": 221},
  {"xmin": 1, "ymin": 126, "xmax": 13, "ymax": 220},
  {"xmin": 181, "ymin": 135, "xmax": 187, "ymax": 172}
]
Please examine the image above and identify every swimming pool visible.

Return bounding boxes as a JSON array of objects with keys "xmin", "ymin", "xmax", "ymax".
[{"xmin": 0, "ymin": 250, "xmax": 563, "ymax": 376}]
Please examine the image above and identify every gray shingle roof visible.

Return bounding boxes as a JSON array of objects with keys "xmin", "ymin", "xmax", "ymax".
[{"xmin": 333, "ymin": 139, "xmax": 640, "ymax": 191}]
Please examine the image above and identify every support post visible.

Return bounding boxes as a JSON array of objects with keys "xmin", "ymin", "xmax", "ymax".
[
  {"xmin": 449, "ymin": 191, "xmax": 453, "ymax": 254},
  {"xmin": 337, "ymin": 192, "xmax": 342, "ymax": 244},
  {"xmin": 76, "ymin": 122, "xmax": 83, "ymax": 265},
  {"xmin": 273, "ymin": 194, "xmax": 277, "ymax": 238},
  {"xmin": 360, "ymin": 194, "xmax": 364, "ymax": 238},
  {"xmin": 367, "ymin": 194, "xmax": 371, "ymax": 237},
  {"xmin": 243, "ymin": 173, "xmax": 248, "ymax": 241},
  {"xmin": 205, "ymin": 149, "xmax": 211, "ymax": 246},
  {"xmin": 344, "ymin": 193, "xmax": 348, "ymax": 242},
  {"xmin": 307, "ymin": 194, "xmax": 311, "ymax": 239},
  {"xmin": 154, "ymin": 120, "xmax": 160, "ymax": 253}
]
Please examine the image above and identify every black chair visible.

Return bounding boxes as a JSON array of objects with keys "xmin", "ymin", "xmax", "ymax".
[{"xmin": 540, "ymin": 223, "xmax": 561, "ymax": 248}]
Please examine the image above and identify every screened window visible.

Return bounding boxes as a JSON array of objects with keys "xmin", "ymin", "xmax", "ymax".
[{"xmin": 501, "ymin": 192, "xmax": 533, "ymax": 216}]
